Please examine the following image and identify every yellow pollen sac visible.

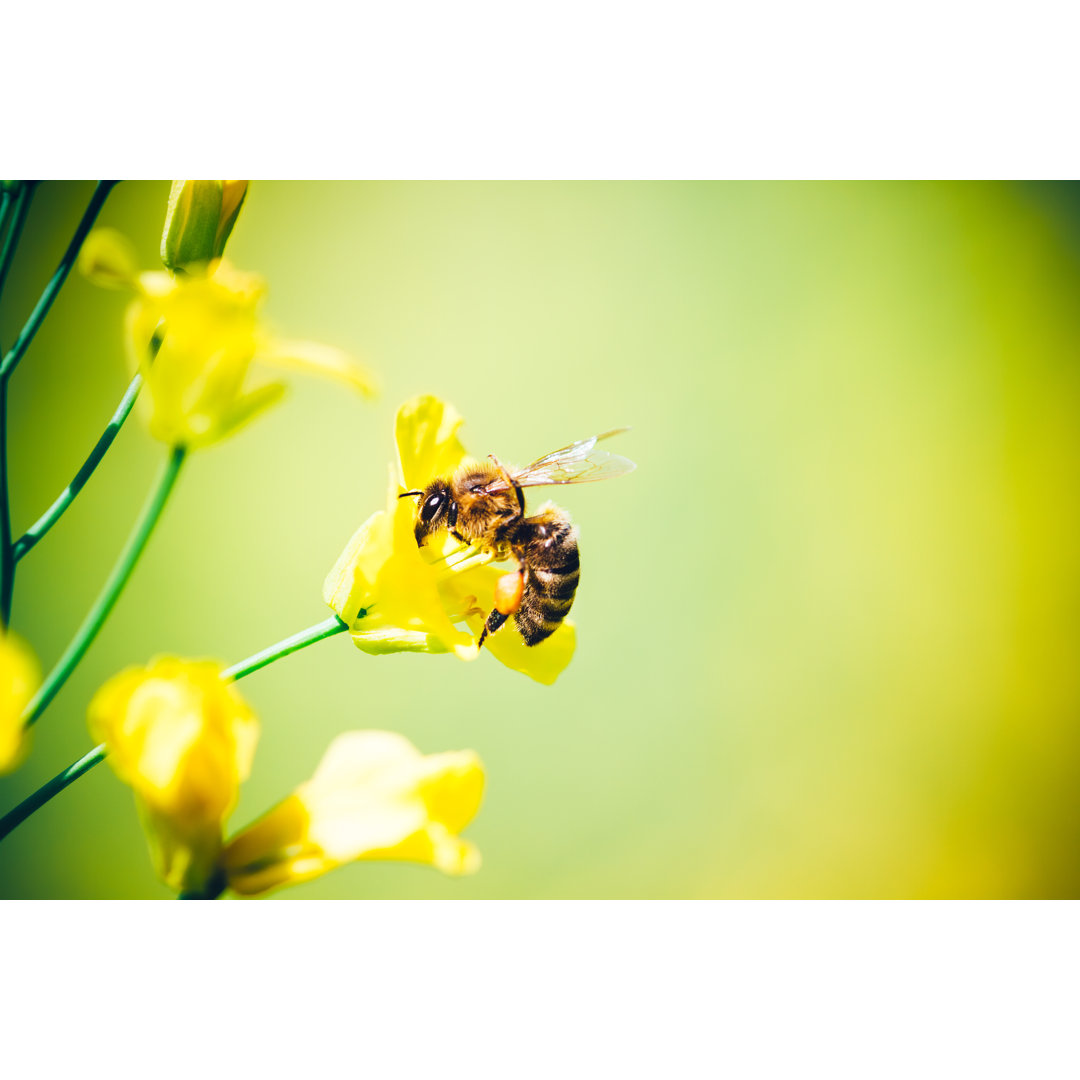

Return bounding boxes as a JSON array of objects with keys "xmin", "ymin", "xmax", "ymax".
[{"xmin": 494, "ymin": 570, "xmax": 524, "ymax": 615}]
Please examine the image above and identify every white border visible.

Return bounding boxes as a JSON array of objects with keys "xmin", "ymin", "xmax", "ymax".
[
  {"xmin": 5, "ymin": 2, "xmax": 1079, "ymax": 177},
  {"xmin": 3, "ymin": 902, "xmax": 1077, "ymax": 1077}
]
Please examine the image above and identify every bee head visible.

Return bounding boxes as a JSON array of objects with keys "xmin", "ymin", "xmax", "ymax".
[{"xmin": 402, "ymin": 480, "xmax": 452, "ymax": 545}]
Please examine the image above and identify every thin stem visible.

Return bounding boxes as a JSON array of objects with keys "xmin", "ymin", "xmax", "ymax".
[
  {"xmin": 178, "ymin": 868, "xmax": 226, "ymax": 901},
  {"xmin": 0, "ymin": 180, "xmax": 118, "ymax": 382},
  {"xmin": 0, "ymin": 181, "xmax": 36, "ymax": 304},
  {"xmin": 221, "ymin": 615, "xmax": 348, "ymax": 680},
  {"xmin": 14, "ymin": 371, "xmax": 144, "ymax": 562},
  {"xmin": 0, "ymin": 183, "xmax": 37, "ymax": 625},
  {"xmin": 0, "ymin": 615, "xmax": 350, "ymax": 843},
  {"xmin": 0, "ymin": 744, "xmax": 106, "ymax": 842},
  {"xmin": 0, "ymin": 188, "xmax": 12, "ymax": 248},
  {"xmin": 23, "ymin": 445, "xmax": 186, "ymax": 727},
  {"xmin": 0, "ymin": 378, "xmax": 12, "ymax": 627}
]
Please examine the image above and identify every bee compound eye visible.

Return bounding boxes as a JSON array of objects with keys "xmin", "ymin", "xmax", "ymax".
[{"xmin": 420, "ymin": 493, "xmax": 444, "ymax": 523}]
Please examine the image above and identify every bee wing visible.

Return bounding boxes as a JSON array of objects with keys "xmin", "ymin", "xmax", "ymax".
[{"xmin": 482, "ymin": 428, "xmax": 636, "ymax": 491}]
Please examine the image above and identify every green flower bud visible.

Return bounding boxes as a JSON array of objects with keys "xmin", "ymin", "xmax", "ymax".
[{"xmin": 160, "ymin": 180, "xmax": 248, "ymax": 274}]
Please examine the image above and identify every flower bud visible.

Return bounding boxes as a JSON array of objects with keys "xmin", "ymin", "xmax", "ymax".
[{"xmin": 160, "ymin": 180, "xmax": 248, "ymax": 273}]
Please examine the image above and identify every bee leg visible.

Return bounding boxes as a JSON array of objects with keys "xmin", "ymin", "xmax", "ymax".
[
  {"xmin": 477, "ymin": 610, "xmax": 509, "ymax": 650},
  {"xmin": 477, "ymin": 567, "xmax": 525, "ymax": 650}
]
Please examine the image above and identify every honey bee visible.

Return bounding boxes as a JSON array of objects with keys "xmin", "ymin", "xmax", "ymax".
[{"xmin": 400, "ymin": 429, "xmax": 635, "ymax": 648}]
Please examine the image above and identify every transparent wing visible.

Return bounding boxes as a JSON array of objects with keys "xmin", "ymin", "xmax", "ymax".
[{"xmin": 481, "ymin": 428, "xmax": 636, "ymax": 492}]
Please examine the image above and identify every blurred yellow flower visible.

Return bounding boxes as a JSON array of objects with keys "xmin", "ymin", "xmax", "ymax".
[
  {"xmin": 88, "ymin": 657, "xmax": 258, "ymax": 893},
  {"xmin": 0, "ymin": 633, "xmax": 39, "ymax": 774},
  {"xmin": 222, "ymin": 730, "xmax": 484, "ymax": 896},
  {"xmin": 161, "ymin": 180, "xmax": 248, "ymax": 274},
  {"xmin": 323, "ymin": 395, "xmax": 575, "ymax": 684},
  {"xmin": 77, "ymin": 227, "xmax": 139, "ymax": 290},
  {"xmin": 80, "ymin": 231, "xmax": 376, "ymax": 449}
]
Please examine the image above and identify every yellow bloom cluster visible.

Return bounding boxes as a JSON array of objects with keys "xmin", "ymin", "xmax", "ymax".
[
  {"xmin": 5, "ymin": 185, "xmax": 556, "ymax": 904},
  {"xmin": 90, "ymin": 658, "xmax": 484, "ymax": 897},
  {"xmin": 323, "ymin": 395, "xmax": 576, "ymax": 685},
  {"xmin": 79, "ymin": 227, "xmax": 376, "ymax": 449}
]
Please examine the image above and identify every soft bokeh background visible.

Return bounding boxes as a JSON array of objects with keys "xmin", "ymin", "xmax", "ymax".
[{"xmin": 2, "ymin": 180, "xmax": 1079, "ymax": 899}]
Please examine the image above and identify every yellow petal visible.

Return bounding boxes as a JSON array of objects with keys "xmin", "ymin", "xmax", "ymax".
[
  {"xmin": 348, "ymin": 627, "xmax": 453, "ymax": 654},
  {"xmin": 364, "ymin": 821, "xmax": 481, "ymax": 876},
  {"xmin": 442, "ymin": 562, "xmax": 577, "ymax": 684},
  {"xmin": 258, "ymin": 337, "xmax": 378, "ymax": 398},
  {"xmin": 325, "ymin": 396, "xmax": 578, "ymax": 677},
  {"xmin": 322, "ymin": 507, "xmax": 387, "ymax": 625},
  {"xmin": 223, "ymin": 731, "xmax": 485, "ymax": 896},
  {"xmin": 215, "ymin": 382, "xmax": 288, "ymax": 443},
  {"xmin": 126, "ymin": 263, "xmax": 268, "ymax": 448},
  {"xmin": 375, "ymin": 488, "xmax": 478, "ymax": 656},
  {"xmin": 395, "ymin": 395, "xmax": 469, "ymax": 491},
  {"xmin": 88, "ymin": 656, "xmax": 258, "ymax": 892},
  {"xmin": 136, "ymin": 799, "xmax": 225, "ymax": 897},
  {"xmin": 322, "ymin": 474, "xmax": 478, "ymax": 658},
  {"xmin": 411, "ymin": 746, "xmax": 487, "ymax": 835},
  {"xmin": 78, "ymin": 228, "xmax": 139, "ymax": 290},
  {"xmin": 467, "ymin": 611, "xmax": 577, "ymax": 685},
  {"xmin": 0, "ymin": 633, "xmax": 40, "ymax": 774},
  {"xmin": 124, "ymin": 256, "xmax": 373, "ymax": 449}
]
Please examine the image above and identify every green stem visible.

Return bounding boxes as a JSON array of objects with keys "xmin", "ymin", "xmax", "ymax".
[
  {"xmin": 0, "ymin": 180, "xmax": 118, "ymax": 381},
  {"xmin": 178, "ymin": 867, "xmax": 226, "ymax": 900},
  {"xmin": 14, "ymin": 371, "xmax": 144, "ymax": 562},
  {"xmin": 0, "ymin": 181, "xmax": 36, "ymax": 304},
  {"xmin": 0, "ymin": 183, "xmax": 38, "ymax": 625},
  {"xmin": 0, "ymin": 188, "xmax": 11, "ymax": 249},
  {"xmin": 221, "ymin": 615, "xmax": 347, "ymax": 680},
  {"xmin": 0, "ymin": 744, "xmax": 107, "ymax": 841},
  {"xmin": 0, "ymin": 616, "xmax": 349, "ymax": 843},
  {"xmin": 23, "ymin": 444, "xmax": 186, "ymax": 727},
  {"xmin": 0, "ymin": 378, "xmax": 12, "ymax": 627}
]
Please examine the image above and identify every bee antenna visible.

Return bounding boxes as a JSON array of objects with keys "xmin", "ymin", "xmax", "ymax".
[{"xmin": 398, "ymin": 490, "xmax": 422, "ymax": 499}]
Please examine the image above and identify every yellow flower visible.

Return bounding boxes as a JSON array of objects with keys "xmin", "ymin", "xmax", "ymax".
[
  {"xmin": 77, "ymin": 227, "xmax": 139, "ymax": 290},
  {"xmin": 161, "ymin": 180, "xmax": 249, "ymax": 274},
  {"xmin": 0, "ymin": 633, "xmax": 39, "ymax": 773},
  {"xmin": 88, "ymin": 657, "xmax": 259, "ymax": 893},
  {"xmin": 79, "ymin": 231, "xmax": 377, "ymax": 449},
  {"xmin": 222, "ymin": 730, "xmax": 484, "ymax": 896},
  {"xmin": 323, "ymin": 395, "xmax": 576, "ymax": 684}
]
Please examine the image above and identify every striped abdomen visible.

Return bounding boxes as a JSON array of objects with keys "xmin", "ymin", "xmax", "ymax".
[{"xmin": 511, "ymin": 509, "xmax": 580, "ymax": 646}]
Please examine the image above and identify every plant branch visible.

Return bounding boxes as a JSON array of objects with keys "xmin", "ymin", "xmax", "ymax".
[
  {"xmin": 222, "ymin": 615, "xmax": 348, "ymax": 680},
  {"xmin": 14, "ymin": 371, "xmax": 144, "ymax": 562},
  {"xmin": 0, "ymin": 379, "xmax": 12, "ymax": 627},
  {"xmin": 0, "ymin": 615, "xmax": 349, "ymax": 843},
  {"xmin": 23, "ymin": 444, "xmax": 186, "ymax": 727},
  {"xmin": 0, "ymin": 181, "xmax": 37, "ymax": 304},
  {"xmin": 1, "ymin": 180, "xmax": 118, "ymax": 382},
  {"xmin": 0, "ymin": 744, "xmax": 107, "ymax": 842}
]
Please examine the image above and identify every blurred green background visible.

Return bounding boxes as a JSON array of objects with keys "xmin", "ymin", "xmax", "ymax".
[{"xmin": 2, "ymin": 181, "xmax": 1079, "ymax": 899}]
